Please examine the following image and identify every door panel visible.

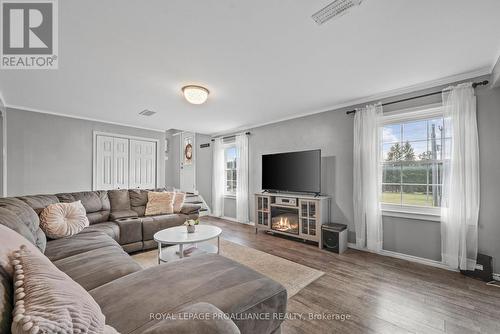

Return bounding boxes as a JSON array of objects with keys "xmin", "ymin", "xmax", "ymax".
[
  {"xmin": 114, "ymin": 137, "xmax": 129, "ymax": 189},
  {"xmin": 96, "ymin": 135, "xmax": 115, "ymax": 190},
  {"xmin": 130, "ymin": 140, "xmax": 156, "ymax": 189},
  {"xmin": 180, "ymin": 132, "xmax": 195, "ymax": 192}
]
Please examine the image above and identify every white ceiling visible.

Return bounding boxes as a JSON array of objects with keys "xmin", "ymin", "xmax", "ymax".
[{"xmin": 1, "ymin": 0, "xmax": 500, "ymax": 134}]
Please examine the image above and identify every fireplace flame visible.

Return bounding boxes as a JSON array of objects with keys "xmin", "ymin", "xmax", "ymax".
[{"xmin": 276, "ymin": 217, "xmax": 291, "ymax": 229}]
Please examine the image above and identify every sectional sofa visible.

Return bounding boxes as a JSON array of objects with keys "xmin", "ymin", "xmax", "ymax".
[{"xmin": 0, "ymin": 189, "xmax": 287, "ymax": 334}]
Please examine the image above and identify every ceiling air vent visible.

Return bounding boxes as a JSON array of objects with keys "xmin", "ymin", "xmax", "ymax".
[
  {"xmin": 139, "ymin": 109, "xmax": 156, "ymax": 116},
  {"xmin": 312, "ymin": 0, "xmax": 364, "ymax": 25}
]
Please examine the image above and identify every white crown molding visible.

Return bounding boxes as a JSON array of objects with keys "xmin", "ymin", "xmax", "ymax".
[
  {"xmin": 5, "ymin": 104, "xmax": 167, "ymax": 133},
  {"xmin": 211, "ymin": 67, "xmax": 492, "ymax": 136}
]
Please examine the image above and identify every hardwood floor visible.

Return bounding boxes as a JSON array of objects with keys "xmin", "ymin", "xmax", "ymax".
[{"xmin": 200, "ymin": 216, "xmax": 500, "ymax": 334}]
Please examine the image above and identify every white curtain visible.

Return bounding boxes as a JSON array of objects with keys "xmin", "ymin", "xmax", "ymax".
[
  {"xmin": 235, "ymin": 134, "xmax": 249, "ymax": 223},
  {"xmin": 353, "ymin": 103, "xmax": 383, "ymax": 251},
  {"xmin": 212, "ymin": 138, "xmax": 225, "ymax": 217},
  {"xmin": 441, "ymin": 83, "xmax": 480, "ymax": 271}
]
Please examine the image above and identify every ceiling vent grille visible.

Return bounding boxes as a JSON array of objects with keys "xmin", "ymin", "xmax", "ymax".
[
  {"xmin": 312, "ymin": 0, "xmax": 364, "ymax": 25},
  {"xmin": 139, "ymin": 109, "xmax": 156, "ymax": 116}
]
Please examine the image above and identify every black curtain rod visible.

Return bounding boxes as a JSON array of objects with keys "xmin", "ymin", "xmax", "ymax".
[
  {"xmin": 345, "ymin": 80, "xmax": 489, "ymax": 115},
  {"xmin": 211, "ymin": 131, "xmax": 251, "ymax": 142}
]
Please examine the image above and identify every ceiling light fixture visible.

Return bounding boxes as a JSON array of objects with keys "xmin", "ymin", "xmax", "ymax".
[
  {"xmin": 312, "ymin": 0, "xmax": 364, "ymax": 25},
  {"xmin": 182, "ymin": 85, "xmax": 209, "ymax": 105}
]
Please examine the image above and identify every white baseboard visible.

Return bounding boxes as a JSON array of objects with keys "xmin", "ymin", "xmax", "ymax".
[
  {"xmin": 347, "ymin": 243, "xmax": 456, "ymax": 272},
  {"xmin": 493, "ymin": 273, "xmax": 500, "ymax": 281}
]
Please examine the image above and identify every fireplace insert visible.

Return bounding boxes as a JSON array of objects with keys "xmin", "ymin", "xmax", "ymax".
[{"xmin": 271, "ymin": 206, "xmax": 299, "ymax": 235}]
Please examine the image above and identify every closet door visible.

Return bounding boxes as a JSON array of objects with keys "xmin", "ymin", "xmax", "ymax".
[
  {"xmin": 130, "ymin": 140, "xmax": 157, "ymax": 189},
  {"xmin": 113, "ymin": 137, "xmax": 129, "ymax": 189},
  {"xmin": 96, "ymin": 135, "xmax": 115, "ymax": 190},
  {"xmin": 95, "ymin": 135, "xmax": 129, "ymax": 190}
]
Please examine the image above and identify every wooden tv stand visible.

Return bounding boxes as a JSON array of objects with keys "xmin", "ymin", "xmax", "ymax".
[{"xmin": 254, "ymin": 192, "xmax": 331, "ymax": 249}]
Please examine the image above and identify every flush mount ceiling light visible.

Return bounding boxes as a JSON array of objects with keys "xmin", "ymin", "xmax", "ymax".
[
  {"xmin": 182, "ymin": 85, "xmax": 209, "ymax": 105},
  {"xmin": 312, "ymin": 0, "xmax": 364, "ymax": 25}
]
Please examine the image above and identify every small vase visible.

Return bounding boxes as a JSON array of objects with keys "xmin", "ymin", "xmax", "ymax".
[{"xmin": 187, "ymin": 225, "xmax": 196, "ymax": 233}]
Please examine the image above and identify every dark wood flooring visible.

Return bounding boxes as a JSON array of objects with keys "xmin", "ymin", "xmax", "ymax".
[{"xmin": 200, "ymin": 216, "xmax": 500, "ymax": 334}]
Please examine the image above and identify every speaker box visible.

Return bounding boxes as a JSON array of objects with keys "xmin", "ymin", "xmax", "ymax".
[{"xmin": 322, "ymin": 223, "xmax": 347, "ymax": 254}]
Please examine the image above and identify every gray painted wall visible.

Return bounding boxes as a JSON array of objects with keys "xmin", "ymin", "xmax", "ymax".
[
  {"xmin": 6, "ymin": 108, "xmax": 166, "ymax": 196},
  {"xmin": 213, "ymin": 75, "xmax": 500, "ymax": 272},
  {"xmin": 195, "ymin": 133, "xmax": 213, "ymax": 208},
  {"xmin": 224, "ymin": 197, "xmax": 237, "ymax": 218},
  {"xmin": 165, "ymin": 133, "xmax": 180, "ymax": 189}
]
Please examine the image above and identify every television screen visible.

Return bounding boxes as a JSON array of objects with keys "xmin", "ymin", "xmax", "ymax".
[{"xmin": 262, "ymin": 150, "xmax": 321, "ymax": 193}]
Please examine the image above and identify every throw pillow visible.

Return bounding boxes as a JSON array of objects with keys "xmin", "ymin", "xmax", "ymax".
[
  {"xmin": 173, "ymin": 192, "xmax": 186, "ymax": 213},
  {"xmin": 10, "ymin": 246, "xmax": 115, "ymax": 334},
  {"xmin": 39, "ymin": 201, "xmax": 89, "ymax": 239},
  {"xmin": 145, "ymin": 192, "xmax": 174, "ymax": 216}
]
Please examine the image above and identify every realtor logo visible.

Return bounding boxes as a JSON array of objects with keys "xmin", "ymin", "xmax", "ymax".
[{"xmin": 1, "ymin": 0, "xmax": 58, "ymax": 69}]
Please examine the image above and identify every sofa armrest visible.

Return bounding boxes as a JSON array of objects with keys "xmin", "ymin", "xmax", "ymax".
[
  {"xmin": 142, "ymin": 302, "xmax": 240, "ymax": 334},
  {"xmin": 180, "ymin": 203, "xmax": 202, "ymax": 215}
]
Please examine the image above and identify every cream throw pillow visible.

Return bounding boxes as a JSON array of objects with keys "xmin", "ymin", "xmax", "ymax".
[
  {"xmin": 173, "ymin": 192, "xmax": 186, "ymax": 213},
  {"xmin": 145, "ymin": 191, "xmax": 174, "ymax": 216},
  {"xmin": 10, "ymin": 246, "xmax": 116, "ymax": 334},
  {"xmin": 39, "ymin": 201, "xmax": 89, "ymax": 239}
]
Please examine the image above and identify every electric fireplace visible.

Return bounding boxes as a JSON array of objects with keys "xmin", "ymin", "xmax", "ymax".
[{"xmin": 271, "ymin": 206, "xmax": 299, "ymax": 235}]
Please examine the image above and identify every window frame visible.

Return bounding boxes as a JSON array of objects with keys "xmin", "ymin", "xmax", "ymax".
[
  {"xmin": 223, "ymin": 144, "xmax": 238, "ymax": 197},
  {"xmin": 379, "ymin": 104, "xmax": 444, "ymax": 221}
]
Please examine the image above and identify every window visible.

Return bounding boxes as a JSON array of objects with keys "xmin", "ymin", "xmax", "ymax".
[
  {"xmin": 381, "ymin": 108, "xmax": 448, "ymax": 215},
  {"xmin": 224, "ymin": 146, "xmax": 237, "ymax": 196}
]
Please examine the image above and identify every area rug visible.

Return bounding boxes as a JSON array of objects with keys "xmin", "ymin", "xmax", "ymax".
[{"xmin": 132, "ymin": 239, "xmax": 324, "ymax": 298}]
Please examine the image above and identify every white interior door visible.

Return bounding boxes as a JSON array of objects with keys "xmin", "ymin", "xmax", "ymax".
[
  {"xmin": 180, "ymin": 132, "xmax": 196, "ymax": 193},
  {"xmin": 114, "ymin": 137, "xmax": 129, "ymax": 189},
  {"xmin": 130, "ymin": 140, "xmax": 157, "ymax": 189},
  {"xmin": 95, "ymin": 135, "xmax": 129, "ymax": 190}
]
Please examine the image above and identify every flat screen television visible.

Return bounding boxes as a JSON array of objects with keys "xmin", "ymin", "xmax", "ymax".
[{"xmin": 262, "ymin": 149, "xmax": 321, "ymax": 194}]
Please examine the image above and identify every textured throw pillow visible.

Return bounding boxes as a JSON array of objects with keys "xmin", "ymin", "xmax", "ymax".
[
  {"xmin": 145, "ymin": 192, "xmax": 174, "ymax": 216},
  {"xmin": 39, "ymin": 201, "xmax": 89, "ymax": 239},
  {"xmin": 173, "ymin": 192, "xmax": 186, "ymax": 213},
  {"xmin": 10, "ymin": 246, "xmax": 117, "ymax": 334}
]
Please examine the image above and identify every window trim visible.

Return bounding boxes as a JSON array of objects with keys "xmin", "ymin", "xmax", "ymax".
[
  {"xmin": 380, "ymin": 104, "xmax": 444, "ymax": 219},
  {"xmin": 223, "ymin": 144, "xmax": 237, "ymax": 197}
]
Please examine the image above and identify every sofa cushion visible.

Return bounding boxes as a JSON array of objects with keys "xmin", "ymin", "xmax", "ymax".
[
  {"xmin": 44, "ymin": 230, "xmax": 119, "ymax": 262},
  {"xmin": 17, "ymin": 195, "xmax": 59, "ymax": 215},
  {"xmin": 89, "ymin": 254, "xmax": 287, "ymax": 334},
  {"xmin": 40, "ymin": 201, "xmax": 90, "ymax": 239},
  {"xmin": 129, "ymin": 189, "xmax": 149, "ymax": 217},
  {"xmin": 87, "ymin": 211, "xmax": 111, "ymax": 224},
  {"xmin": 145, "ymin": 192, "xmax": 174, "ymax": 216},
  {"xmin": 10, "ymin": 246, "xmax": 108, "ymax": 334},
  {"xmin": 81, "ymin": 222, "xmax": 120, "ymax": 242},
  {"xmin": 141, "ymin": 302, "xmax": 240, "ymax": 334},
  {"xmin": 109, "ymin": 210, "xmax": 138, "ymax": 221},
  {"xmin": 58, "ymin": 191, "xmax": 111, "ymax": 225},
  {"xmin": 173, "ymin": 192, "xmax": 186, "ymax": 213},
  {"xmin": 0, "ymin": 198, "xmax": 47, "ymax": 253},
  {"xmin": 52, "ymin": 245, "xmax": 142, "ymax": 291},
  {"xmin": 142, "ymin": 214, "xmax": 186, "ymax": 241},
  {"xmin": 109, "ymin": 189, "xmax": 132, "ymax": 212},
  {"xmin": 0, "ymin": 208, "xmax": 37, "ymax": 251},
  {"xmin": 0, "ymin": 224, "xmax": 47, "ymax": 334},
  {"xmin": 0, "ymin": 198, "xmax": 40, "ymax": 235}
]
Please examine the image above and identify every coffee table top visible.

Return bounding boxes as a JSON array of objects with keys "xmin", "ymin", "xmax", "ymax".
[{"xmin": 153, "ymin": 225, "xmax": 222, "ymax": 245}]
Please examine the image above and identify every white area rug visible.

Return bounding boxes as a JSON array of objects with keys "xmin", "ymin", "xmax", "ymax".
[{"xmin": 132, "ymin": 239, "xmax": 324, "ymax": 298}]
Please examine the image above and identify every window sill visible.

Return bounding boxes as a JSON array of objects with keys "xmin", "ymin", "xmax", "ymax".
[
  {"xmin": 382, "ymin": 208, "xmax": 440, "ymax": 222},
  {"xmin": 224, "ymin": 194, "xmax": 236, "ymax": 199}
]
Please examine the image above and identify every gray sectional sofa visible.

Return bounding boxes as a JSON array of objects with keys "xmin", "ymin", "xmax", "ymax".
[{"xmin": 0, "ymin": 189, "xmax": 287, "ymax": 334}]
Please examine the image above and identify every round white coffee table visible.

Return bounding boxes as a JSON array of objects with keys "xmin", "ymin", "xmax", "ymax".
[{"xmin": 153, "ymin": 225, "xmax": 222, "ymax": 263}]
